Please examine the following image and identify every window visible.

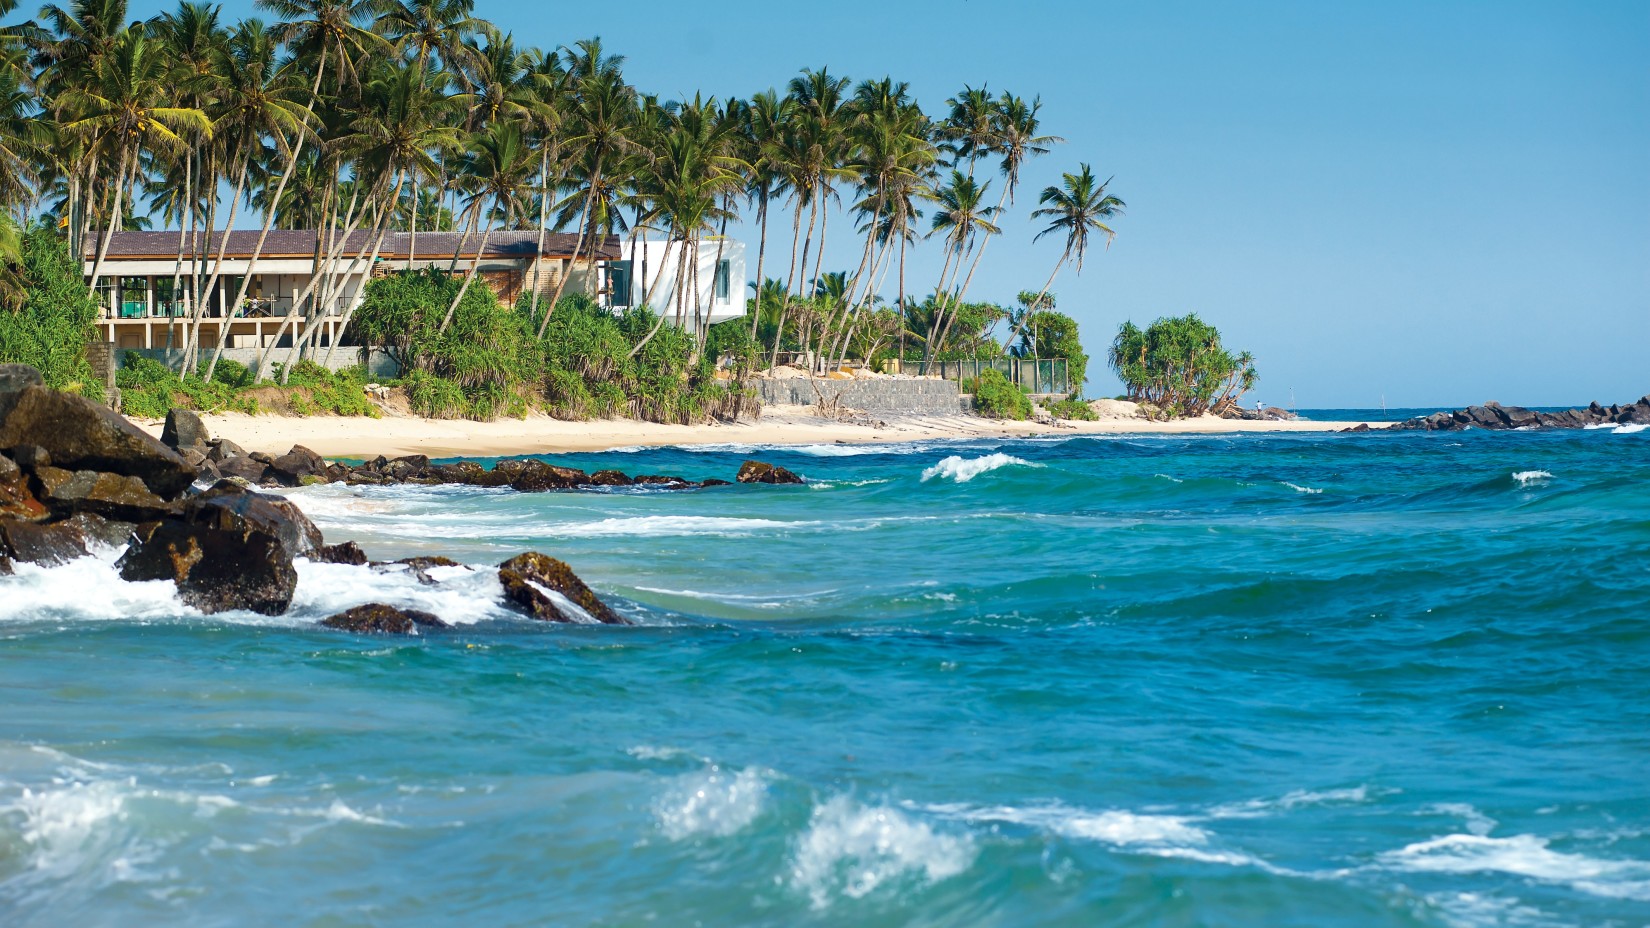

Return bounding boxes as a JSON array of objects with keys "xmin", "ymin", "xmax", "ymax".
[
  {"xmin": 714, "ymin": 259, "xmax": 731, "ymax": 302},
  {"xmin": 95, "ymin": 278, "xmax": 118, "ymax": 316},
  {"xmin": 154, "ymin": 278, "xmax": 181, "ymax": 317},
  {"xmin": 607, "ymin": 260, "xmax": 633, "ymax": 307},
  {"xmin": 119, "ymin": 277, "xmax": 147, "ymax": 319}
]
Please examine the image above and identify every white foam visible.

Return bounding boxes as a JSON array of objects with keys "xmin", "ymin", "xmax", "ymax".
[
  {"xmin": 790, "ymin": 797, "xmax": 975, "ymax": 908},
  {"xmin": 1381, "ymin": 833, "xmax": 1650, "ymax": 901},
  {"xmin": 1284, "ymin": 482, "xmax": 1324, "ymax": 495},
  {"xmin": 1614, "ymin": 423, "xmax": 1647, "ymax": 434},
  {"xmin": 930, "ymin": 802, "xmax": 1208, "ymax": 846},
  {"xmin": 920, "ymin": 453, "xmax": 1040, "ymax": 484},
  {"xmin": 655, "ymin": 766, "xmax": 768, "ymax": 840},
  {"xmin": 0, "ymin": 550, "xmax": 196, "ymax": 624},
  {"xmin": 1424, "ymin": 802, "xmax": 1497, "ymax": 837},
  {"xmin": 289, "ymin": 559, "xmax": 511, "ymax": 626},
  {"xmin": 1511, "ymin": 470, "xmax": 1554, "ymax": 487},
  {"xmin": 549, "ymin": 515, "xmax": 814, "ymax": 538},
  {"xmin": 1208, "ymin": 786, "xmax": 1375, "ymax": 819}
]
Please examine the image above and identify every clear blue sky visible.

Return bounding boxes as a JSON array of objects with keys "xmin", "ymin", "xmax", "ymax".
[{"xmin": 139, "ymin": 0, "xmax": 1650, "ymax": 406}]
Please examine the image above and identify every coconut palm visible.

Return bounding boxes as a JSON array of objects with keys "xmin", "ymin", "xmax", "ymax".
[
  {"xmin": 922, "ymin": 170, "xmax": 999, "ymax": 361},
  {"xmin": 1004, "ymin": 163, "xmax": 1124, "ymax": 351},
  {"xmin": 439, "ymin": 119, "xmax": 534, "ymax": 331}
]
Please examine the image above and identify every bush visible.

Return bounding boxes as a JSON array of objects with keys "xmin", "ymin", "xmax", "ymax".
[
  {"xmin": 0, "ymin": 227, "xmax": 101, "ymax": 395},
  {"xmin": 268, "ymin": 360, "xmax": 379, "ymax": 417},
  {"xmin": 1044, "ymin": 397, "xmax": 1098, "ymax": 421},
  {"xmin": 971, "ymin": 368, "xmax": 1033, "ymax": 420},
  {"xmin": 116, "ymin": 351, "xmax": 257, "ymax": 418},
  {"xmin": 210, "ymin": 358, "xmax": 255, "ymax": 389},
  {"xmin": 1108, "ymin": 314, "xmax": 1257, "ymax": 417}
]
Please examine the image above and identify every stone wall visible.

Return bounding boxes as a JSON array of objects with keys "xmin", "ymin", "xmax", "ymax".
[
  {"xmin": 751, "ymin": 377, "xmax": 970, "ymax": 416},
  {"xmin": 116, "ymin": 347, "xmax": 401, "ymax": 379}
]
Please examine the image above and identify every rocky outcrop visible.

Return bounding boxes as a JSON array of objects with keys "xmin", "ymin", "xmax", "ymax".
[
  {"xmin": 0, "ymin": 518, "xmax": 90, "ymax": 566},
  {"xmin": 736, "ymin": 460, "xmax": 804, "ymax": 485},
  {"xmin": 320, "ymin": 603, "xmax": 449, "ymax": 634},
  {"xmin": 497, "ymin": 552, "xmax": 627, "ymax": 625},
  {"xmin": 1222, "ymin": 406, "xmax": 1299, "ymax": 421},
  {"xmin": 161, "ymin": 408, "xmax": 211, "ymax": 453},
  {"xmin": 270, "ymin": 444, "xmax": 327, "ymax": 486},
  {"xmin": 0, "ymin": 384, "xmax": 196, "ymax": 498},
  {"xmin": 313, "ymin": 540, "xmax": 368, "ymax": 565},
  {"xmin": 1389, "ymin": 397, "xmax": 1650, "ymax": 432}
]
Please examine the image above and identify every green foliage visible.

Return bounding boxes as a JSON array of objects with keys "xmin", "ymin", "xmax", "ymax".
[
  {"xmin": 970, "ymin": 368, "xmax": 1033, "ymax": 420},
  {"xmin": 1043, "ymin": 397, "xmax": 1098, "ymax": 421},
  {"xmin": 210, "ymin": 358, "xmax": 255, "ymax": 389},
  {"xmin": 269, "ymin": 360, "xmax": 380, "ymax": 417},
  {"xmin": 0, "ymin": 227, "xmax": 100, "ymax": 394},
  {"xmin": 1012, "ymin": 310, "xmax": 1089, "ymax": 391},
  {"xmin": 116, "ymin": 351, "xmax": 258, "ymax": 418},
  {"xmin": 1108, "ymin": 314, "xmax": 1257, "ymax": 417}
]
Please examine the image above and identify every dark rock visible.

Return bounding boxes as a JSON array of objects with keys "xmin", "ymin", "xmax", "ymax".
[
  {"xmin": 270, "ymin": 444, "xmax": 327, "ymax": 486},
  {"xmin": 1341, "ymin": 423, "xmax": 1372, "ymax": 432},
  {"xmin": 587, "ymin": 469, "xmax": 634, "ymax": 487},
  {"xmin": 320, "ymin": 603, "xmax": 448, "ymax": 634},
  {"xmin": 0, "ymin": 363, "xmax": 44, "ymax": 424},
  {"xmin": 8, "ymin": 444, "xmax": 50, "ymax": 473},
  {"xmin": 0, "ymin": 386, "xmax": 196, "ymax": 498},
  {"xmin": 217, "ymin": 455, "xmax": 271, "ymax": 484},
  {"xmin": 0, "ymin": 452, "xmax": 49, "ymax": 521},
  {"xmin": 324, "ymin": 462, "xmax": 351, "ymax": 482},
  {"xmin": 56, "ymin": 512, "xmax": 137, "ymax": 548},
  {"xmin": 1263, "ymin": 406, "xmax": 1297, "ymax": 421},
  {"xmin": 206, "ymin": 438, "xmax": 246, "ymax": 463},
  {"xmin": 432, "ymin": 461, "xmax": 483, "ymax": 484},
  {"xmin": 510, "ymin": 460, "xmax": 588, "ymax": 492},
  {"xmin": 736, "ymin": 460, "xmax": 804, "ymax": 485},
  {"xmin": 700, "ymin": 478, "xmax": 733, "ymax": 487},
  {"xmin": 384, "ymin": 555, "xmax": 464, "ymax": 584},
  {"xmin": 161, "ymin": 408, "xmax": 211, "ymax": 452},
  {"xmin": 392, "ymin": 454, "xmax": 431, "ymax": 470},
  {"xmin": 313, "ymin": 540, "xmax": 368, "ymax": 566},
  {"xmin": 470, "ymin": 459, "xmax": 528, "ymax": 488},
  {"xmin": 36, "ymin": 467, "xmax": 178, "ymax": 522},
  {"xmin": 0, "ymin": 517, "xmax": 89, "ymax": 566},
  {"xmin": 249, "ymin": 451, "xmax": 275, "ymax": 465},
  {"xmin": 0, "ymin": 553, "xmax": 10, "ymax": 575},
  {"xmin": 196, "ymin": 460, "xmax": 222, "ymax": 484},
  {"xmin": 632, "ymin": 474, "xmax": 691, "ymax": 488},
  {"xmin": 497, "ymin": 552, "xmax": 627, "ymax": 625},
  {"xmin": 117, "ymin": 484, "xmax": 306, "ymax": 615},
  {"xmin": 179, "ymin": 448, "xmax": 208, "ymax": 468}
]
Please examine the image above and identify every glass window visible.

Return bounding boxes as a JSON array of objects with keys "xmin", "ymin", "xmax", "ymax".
[
  {"xmin": 119, "ymin": 277, "xmax": 147, "ymax": 318},
  {"xmin": 714, "ymin": 259, "xmax": 730, "ymax": 302},
  {"xmin": 608, "ymin": 260, "xmax": 633, "ymax": 307},
  {"xmin": 95, "ymin": 278, "xmax": 118, "ymax": 316}
]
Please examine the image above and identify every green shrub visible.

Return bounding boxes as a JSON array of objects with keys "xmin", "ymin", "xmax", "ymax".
[
  {"xmin": 971, "ymin": 368, "xmax": 1033, "ymax": 420},
  {"xmin": 0, "ymin": 227, "xmax": 101, "ymax": 395},
  {"xmin": 116, "ymin": 351, "xmax": 257, "ymax": 417},
  {"xmin": 267, "ymin": 360, "xmax": 380, "ymax": 417},
  {"xmin": 210, "ymin": 358, "xmax": 255, "ymax": 389},
  {"xmin": 1044, "ymin": 397, "xmax": 1098, "ymax": 421},
  {"xmin": 1109, "ymin": 314, "xmax": 1257, "ymax": 417}
]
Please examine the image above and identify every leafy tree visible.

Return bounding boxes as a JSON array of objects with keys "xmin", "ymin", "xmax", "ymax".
[
  {"xmin": 0, "ymin": 224, "xmax": 99, "ymax": 391},
  {"xmin": 1009, "ymin": 301, "xmax": 1087, "ymax": 392},
  {"xmin": 1108, "ymin": 313, "xmax": 1257, "ymax": 417}
]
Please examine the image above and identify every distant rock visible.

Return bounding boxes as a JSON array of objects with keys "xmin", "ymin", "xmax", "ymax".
[
  {"xmin": 736, "ymin": 460, "xmax": 804, "ymax": 485},
  {"xmin": 497, "ymin": 552, "xmax": 627, "ymax": 625},
  {"xmin": 1389, "ymin": 396, "xmax": 1650, "ymax": 431},
  {"xmin": 270, "ymin": 444, "xmax": 328, "ymax": 486},
  {"xmin": 383, "ymin": 555, "xmax": 464, "ymax": 585},
  {"xmin": 321, "ymin": 603, "xmax": 448, "ymax": 634}
]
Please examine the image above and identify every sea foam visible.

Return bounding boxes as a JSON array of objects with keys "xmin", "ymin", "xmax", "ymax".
[
  {"xmin": 920, "ymin": 453, "xmax": 1040, "ymax": 483},
  {"xmin": 790, "ymin": 797, "xmax": 975, "ymax": 908},
  {"xmin": 655, "ymin": 766, "xmax": 768, "ymax": 840},
  {"xmin": 1380, "ymin": 833, "xmax": 1650, "ymax": 901},
  {"xmin": 1511, "ymin": 470, "xmax": 1554, "ymax": 487}
]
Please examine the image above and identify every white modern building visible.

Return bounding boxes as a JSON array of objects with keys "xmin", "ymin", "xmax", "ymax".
[{"xmin": 602, "ymin": 238, "xmax": 747, "ymax": 326}]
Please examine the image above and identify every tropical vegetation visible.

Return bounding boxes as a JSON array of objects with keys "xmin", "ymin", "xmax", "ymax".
[
  {"xmin": 1108, "ymin": 314, "xmax": 1257, "ymax": 417},
  {"xmin": 0, "ymin": 0, "xmax": 1125, "ymax": 419}
]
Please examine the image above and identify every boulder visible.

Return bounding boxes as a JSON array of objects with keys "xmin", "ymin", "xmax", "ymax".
[
  {"xmin": 0, "ymin": 553, "xmax": 10, "ymax": 575},
  {"xmin": 217, "ymin": 455, "xmax": 271, "ymax": 484},
  {"xmin": 313, "ymin": 540, "xmax": 368, "ymax": 565},
  {"xmin": 161, "ymin": 408, "xmax": 211, "ymax": 452},
  {"xmin": 0, "ymin": 517, "xmax": 89, "ymax": 566},
  {"xmin": 497, "ymin": 552, "xmax": 627, "ymax": 625},
  {"xmin": 1341, "ymin": 423, "xmax": 1372, "ymax": 432},
  {"xmin": 436, "ymin": 460, "xmax": 486, "ymax": 484},
  {"xmin": 320, "ymin": 603, "xmax": 448, "ymax": 634},
  {"xmin": 700, "ymin": 478, "xmax": 733, "ymax": 488},
  {"xmin": 34, "ymin": 467, "xmax": 178, "ymax": 522},
  {"xmin": 382, "ymin": 555, "xmax": 464, "ymax": 584},
  {"xmin": 587, "ymin": 469, "xmax": 634, "ymax": 487},
  {"xmin": 632, "ymin": 474, "xmax": 692, "ymax": 488},
  {"xmin": 8, "ymin": 444, "xmax": 50, "ymax": 473},
  {"xmin": 510, "ymin": 460, "xmax": 588, "ymax": 492},
  {"xmin": 56, "ymin": 512, "xmax": 137, "ymax": 549},
  {"xmin": 0, "ymin": 363, "xmax": 45, "ymax": 423},
  {"xmin": 205, "ymin": 438, "xmax": 247, "ymax": 464},
  {"xmin": 116, "ymin": 484, "xmax": 306, "ymax": 615},
  {"xmin": 270, "ymin": 444, "xmax": 327, "ymax": 486},
  {"xmin": 736, "ymin": 460, "xmax": 804, "ymax": 485},
  {"xmin": 0, "ymin": 385, "xmax": 196, "ymax": 498},
  {"xmin": 0, "ymin": 452, "xmax": 49, "ymax": 521}
]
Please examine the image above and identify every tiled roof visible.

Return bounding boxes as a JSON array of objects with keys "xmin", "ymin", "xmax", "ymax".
[{"xmin": 84, "ymin": 230, "xmax": 620, "ymax": 260}]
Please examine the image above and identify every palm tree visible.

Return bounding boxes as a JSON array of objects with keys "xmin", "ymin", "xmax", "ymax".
[
  {"xmin": 438, "ymin": 119, "xmax": 533, "ymax": 331},
  {"xmin": 922, "ymin": 169, "xmax": 998, "ymax": 361},
  {"xmin": 741, "ymin": 88, "xmax": 787, "ymax": 341},
  {"xmin": 1004, "ymin": 163, "xmax": 1124, "ymax": 351}
]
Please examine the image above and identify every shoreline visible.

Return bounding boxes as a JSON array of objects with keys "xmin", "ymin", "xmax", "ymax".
[{"xmin": 135, "ymin": 406, "xmax": 1379, "ymax": 458}]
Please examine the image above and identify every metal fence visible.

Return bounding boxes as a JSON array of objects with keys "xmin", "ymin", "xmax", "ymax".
[{"xmin": 922, "ymin": 358, "xmax": 1072, "ymax": 396}]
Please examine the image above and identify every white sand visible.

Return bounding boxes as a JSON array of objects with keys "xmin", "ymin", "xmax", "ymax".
[{"xmin": 135, "ymin": 405, "xmax": 1377, "ymax": 458}]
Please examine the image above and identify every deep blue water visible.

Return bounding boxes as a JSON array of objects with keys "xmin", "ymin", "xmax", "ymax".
[{"xmin": 2, "ymin": 426, "xmax": 1648, "ymax": 926}]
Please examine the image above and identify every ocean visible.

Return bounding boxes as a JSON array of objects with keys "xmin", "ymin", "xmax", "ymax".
[{"xmin": 2, "ymin": 424, "xmax": 1648, "ymax": 926}]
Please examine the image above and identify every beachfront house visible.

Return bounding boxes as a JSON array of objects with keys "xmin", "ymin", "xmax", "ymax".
[{"xmin": 84, "ymin": 232, "xmax": 750, "ymax": 356}]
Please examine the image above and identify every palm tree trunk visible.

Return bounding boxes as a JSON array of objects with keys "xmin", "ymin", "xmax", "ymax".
[
  {"xmin": 440, "ymin": 199, "xmax": 499, "ymax": 332},
  {"xmin": 627, "ymin": 236, "xmax": 684, "ymax": 358},
  {"xmin": 324, "ymin": 173, "xmax": 406, "ymax": 366},
  {"xmin": 184, "ymin": 157, "xmax": 251, "ymax": 373},
  {"xmin": 748, "ymin": 191, "xmax": 768, "ymax": 340},
  {"xmin": 83, "ymin": 148, "xmax": 133, "ymax": 303},
  {"xmin": 537, "ymin": 170, "xmax": 600, "ymax": 338},
  {"xmin": 1002, "ymin": 252, "xmax": 1065, "ymax": 353}
]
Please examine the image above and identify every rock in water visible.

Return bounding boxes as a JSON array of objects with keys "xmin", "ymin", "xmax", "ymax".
[
  {"xmin": 509, "ymin": 461, "xmax": 589, "ymax": 492},
  {"xmin": 497, "ymin": 552, "xmax": 627, "ymax": 625},
  {"xmin": 161, "ymin": 408, "xmax": 211, "ymax": 452},
  {"xmin": 736, "ymin": 460, "xmax": 804, "ymax": 485},
  {"xmin": 321, "ymin": 603, "xmax": 448, "ymax": 634},
  {"xmin": 0, "ymin": 518, "xmax": 90, "ymax": 566},
  {"xmin": 0, "ymin": 452, "xmax": 48, "ymax": 521},
  {"xmin": 313, "ymin": 541, "xmax": 368, "ymax": 565},
  {"xmin": 117, "ymin": 483, "xmax": 305, "ymax": 615},
  {"xmin": 270, "ymin": 445, "xmax": 327, "ymax": 486},
  {"xmin": 0, "ymin": 385, "xmax": 196, "ymax": 498},
  {"xmin": 33, "ymin": 467, "xmax": 178, "ymax": 522}
]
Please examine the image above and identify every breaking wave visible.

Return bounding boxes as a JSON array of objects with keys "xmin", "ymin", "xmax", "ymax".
[{"xmin": 920, "ymin": 453, "xmax": 1041, "ymax": 483}]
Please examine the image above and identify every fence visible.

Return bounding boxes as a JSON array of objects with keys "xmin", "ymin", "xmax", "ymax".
[{"xmin": 920, "ymin": 358, "xmax": 1072, "ymax": 396}]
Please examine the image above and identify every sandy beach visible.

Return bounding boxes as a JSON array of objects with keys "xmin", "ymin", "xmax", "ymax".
[{"xmin": 134, "ymin": 405, "xmax": 1378, "ymax": 458}]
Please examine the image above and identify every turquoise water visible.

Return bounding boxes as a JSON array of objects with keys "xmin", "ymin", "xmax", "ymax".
[{"xmin": 2, "ymin": 426, "xmax": 1648, "ymax": 926}]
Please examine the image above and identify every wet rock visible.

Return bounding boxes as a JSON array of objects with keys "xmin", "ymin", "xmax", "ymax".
[
  {"xmin": 217, "ymin": 455, "xmax": 271, "ymax": 484},
  {"xmin": 0, "ymin": 363, "xmax": 44, "ymax": 423},
  {"xmin": 270, "ymin": 444, "xmax": 327, "ymax": 486},
  {"xmin": 632, "ymin": 474, "xmax": 693, "ymax": 488},
  {"xmin": 206, "ymin": 438, "xmax": 246, "ymax": 464},
  {"xmin": 320, "ymin": 603, "xmax": 448, "ymax": 634},
  {"xmin": 161, "ymin": 408, "xmax": 211, "ymax": 452},
  {"xmin": 35, "ymin": 467, "xmax": 178, "ymax": 522},
  {"xmin": 0, "ymin": 385, "xmax": 196, "ymax": 499},
  {"xmin": 8, "ymin": 444, "xmax": 50, "ymax": 474},
  {"xmin": 736, "ymin": 460, "xmax": 804, "ymax": 485},
  {"xmin": 497, "ymin": 552, "xmax": 627, "ymax": 625},
  {"xmin": 0, "ymin": 517, "xmax": 90, "ymax": 566},
  {"xmin": 0, "ymin": 553, "xmax": 11, "ymax": 575},
  {"xmin": 699, "ymin": 478, "xmax": 733, "ymax": 488},
  {"xmin": 56, "ymin": 512, "xmax": 136, "ymax": 548},
  {"xmin": 371, "ymin": 555, "xmax": 467, "ymax": 585},
  {"xmin": 587, "ymin": 469, "xmax": 634, "ymax": 487},
  {"xmin": 117, "ymin": 484, "xmax": 306, "ymax": 615},
  {"xmin": 313, "ymin": 540, "xmax": 368, "ymax": 565},
  {"xmin": 0, "ymin": 452, "xmax": 49, "ymax": 521},
  {"xmin": 1340, "ymin": 423, "xmax": 1372, "ymax": 432},
  {"xmin": 510, "ymin": 461, "xmax": 588, "ymax": 492}
]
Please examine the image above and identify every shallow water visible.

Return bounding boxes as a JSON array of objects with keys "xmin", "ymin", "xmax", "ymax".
[{"xmin": 2, "ymin": 428, "xmax": 1648, "ymax": 926}]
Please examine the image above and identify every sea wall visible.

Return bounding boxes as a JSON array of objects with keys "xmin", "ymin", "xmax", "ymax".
[
  {"xmin": 751, "ymin": 377, "xmax": 968, "ymax": 416},
  {"xmin": 116, "ymin": 347, "xmax": 402, "ymax": 379}
]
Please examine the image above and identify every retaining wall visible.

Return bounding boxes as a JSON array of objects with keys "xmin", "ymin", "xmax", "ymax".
[
  {"xmin": 116, "ymin": 347, "xmax": 402, "ymax": 379},
  {"xmin": 751, "ymin": 377, "xmax": 970, "ymax": 416}
]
